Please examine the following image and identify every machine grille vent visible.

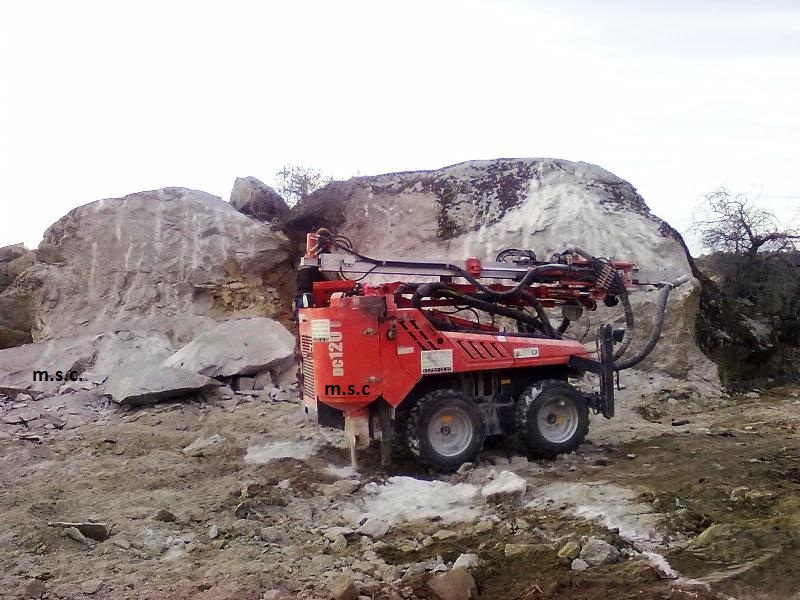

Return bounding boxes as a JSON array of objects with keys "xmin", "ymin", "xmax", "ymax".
[
  {"xmin": 300, "ymin": 335, "xmax": 315, "ymax": 402},
  {"xmin": 399, "ymin": 320, "xmax": 436, "ymax": 350},
  {"xmin": 457, "ymin": 340, "xmax": 509, "ymax": 360}
]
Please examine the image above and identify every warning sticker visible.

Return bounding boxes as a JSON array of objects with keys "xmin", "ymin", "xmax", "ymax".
[
  {"xmin": 513, "ymin": 347, "xmax": 540, "ymax": 359},
  {"xmin": 310, "ymin": 319, "xmax": 331, "ymax": 342},
  {"xmin": 421, "ymin": 349, "xmax": 453, "ymax": 374}
]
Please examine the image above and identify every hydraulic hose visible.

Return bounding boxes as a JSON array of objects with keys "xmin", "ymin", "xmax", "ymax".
[
  {"xmin": 612, "ymin": 289, "xmax": 635, "ymax": 361},
  {"xmin": 614, "ymin": 274, "xmax": 690, "ymax": 371},
  {"xmin": 410, "ymin": 285, "xmax": 554, "ymax": 337}
]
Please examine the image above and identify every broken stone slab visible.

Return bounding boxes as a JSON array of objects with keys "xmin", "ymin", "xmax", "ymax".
[
  {"xmin": 182, "ymin": 433, "xmax": 224, "ymax": 457},
  {"xmin": 357, "ymin": 518, "xmax": 391, "ymax": 539},
  {"xmin": 253, "ymin": 369, "xmax": 272, "ymax": 390},
  {"xmin": 48, "ymin": 521, "xmax": 110, "ymax": 542},
  {"xmin": 104, "ymin": 361, "xmax": 220, "ymax": 405},
  {"xmin": 233, "ymin": 376, "xmax": 255, "ymax": 391},
  {"xmin": 452, "ymin": 553, "xmax": 479, "ymax": 570},
  {"xmin": 163, "ymin": 317, "xmax": 295, "ymax": 378}
]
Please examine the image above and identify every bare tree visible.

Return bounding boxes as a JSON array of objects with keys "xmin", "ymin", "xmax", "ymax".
[
  {"xmin": 692, "ymin": 187, "xmax": 799, "ymax": 257},
  {"xmin": 274, "ymin": 164, "xmax": 333, "ymax": 207}
]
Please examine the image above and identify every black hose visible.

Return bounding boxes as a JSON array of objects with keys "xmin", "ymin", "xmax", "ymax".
[
  {"xmin": 415, "ymin": 287, "xmax": 555, "ymax": 338},
  {"xmin": 612, "ymin": 288, "xmax": 635, "ymax": 361},
  {"xmin": 614, "ymin": 275, "xmax": 690, "ymax": 371}
]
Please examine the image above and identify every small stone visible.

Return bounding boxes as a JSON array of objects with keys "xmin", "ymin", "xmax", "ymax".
[
  {"xmin": 113, "ymin": 538, "xmax": 131, "ymax": 550},
  {"xmin": 24, "ymin": 579, "xmax": 46, "ymax": 599},
  {"xmin": 208, "ymin": 525, "xmax": 220, "ymax": 539},
  {"xmin": 422, "ymin": 536, "xmax": 434, "ymax": 547},
  {"xmin": 16, "ymin": 393, "xmax": 34, "ymax": 403},
  {"xmin": 65, "ymin": 526, "xmax": 90, "ymax": 545},
  {"xmin": 666, "ymin": 397, "xmax": 679, "ymax": 405},
  {"xmin": 557, "ymin": 540, "xmax": 581, "ymax": 560},
  {"xmin": 626, "ymin": 453, "xmax": 637, "ymax": 459},
  {"xmin": 433, "ymin": 529, "xmax": 457, "ymax": 540},
  {"xmin": 579, "ymin": 538, "xmax": 620, "ymax": 566},
  {"xmin": 744, "ymin": 391, "xmax": 760, "ymax": 399},
  {"xmin": 456, "ymin": 462, "xmax": 474, "ymax": 474},
  {"xmin": 324, "ymin": 527, "xmax": 354, "ymax": 541},
  {"xmin": 259, "ymin": 526, "xmax": 280, "ymax": 542},
  {"xmin": 671, "ymin": 419, "xmax": 690, "ymax": 427},
  {"xmin": 504, "ymin": 543, "xmax": 533, "ymax": 557},
  {"xmin": 453, "ymin": 553, "xmax": 479, "ymax": 570},
  {"xmin": 331, "ymin": 534, "xmax": 348, "ymax": 553},
  {"xmin": 427, "ymin": 567, "xmax": 478, "ymax": 600},
  {"xmin": 329, "ymin": 575, "xmax": 359, "ymax": 600},
  {"xmin": 81, "ymin": 579, "xmax": 103, "ymax": 595},
  {"xmin": 320, "ymin": 480, "xmax": 361, "ymax": 497},
  {"xmin": 155, "ymin": 509, "xmax": 177, "ymax": 522},
  {"xmin": 571, "ymin": 558, "xmax": 590, "ymax": 571}
]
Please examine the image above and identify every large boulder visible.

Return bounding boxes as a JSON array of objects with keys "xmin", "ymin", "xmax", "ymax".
[
  {"xmin": 229, "ymin": 176, "xmax": 290, "ymax": 223},
  {"xmin": 288, "ymin": 159, "xmax": 717, "ymax": 382},
  {"xmin": 163, "ymin": 317, "xmax": 295, "ymax": 378},
  {"xmin": 5, "ymin": 187, "xmax": 292, "ymax": 344}
]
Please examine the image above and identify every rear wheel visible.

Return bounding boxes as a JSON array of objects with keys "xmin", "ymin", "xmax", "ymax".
[
  {"xmin": 406, "ymin": 389, "xmax": 486, "ymax": 470},
  {"xmin": 516, "ymin": 380, "xmax": 589, "ymax": 457}
]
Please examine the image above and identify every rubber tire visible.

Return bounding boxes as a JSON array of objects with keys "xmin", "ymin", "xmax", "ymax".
[
  {"xmin": 405, "ymin": 389, "xmax": 486, "ymax": 470},
  {"xmin": 516, "ymin": 379, "xmax": 589, "ymax": 458}
]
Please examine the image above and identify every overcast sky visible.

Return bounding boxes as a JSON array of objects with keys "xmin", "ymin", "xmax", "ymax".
[{"xmin": 1, "ymin": 1, "xmax": 798, "ymax": 254}]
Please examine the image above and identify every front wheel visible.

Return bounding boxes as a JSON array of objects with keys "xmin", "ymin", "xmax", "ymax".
[
  {"xmin": 516, "ymin": 380, "xmax": 589, "ymax": 458},
  {"xmin": 406, "ymin": 389, "xmax": 486, "ymax": 470}
]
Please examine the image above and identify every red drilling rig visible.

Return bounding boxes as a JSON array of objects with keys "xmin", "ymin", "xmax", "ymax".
[{"xmin": 297, "ymin": 229, "xmax": 688, "ymax": 470}]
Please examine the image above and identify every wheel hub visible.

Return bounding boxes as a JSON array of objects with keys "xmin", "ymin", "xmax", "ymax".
[
  {"xmin": 537, "ymin": 397, "xmax": 579, "ymax": 444},
  {"xmin": 427, "ymin": 408, "xmax": 474, "ymax": 457}
]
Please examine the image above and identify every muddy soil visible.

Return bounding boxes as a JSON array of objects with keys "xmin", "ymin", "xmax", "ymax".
[{"xmin": 1, "ymin": 385, "xmax": 798, "ymax": 600}]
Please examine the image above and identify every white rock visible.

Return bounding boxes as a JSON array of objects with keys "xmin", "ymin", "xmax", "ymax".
[
  {"xmin": 481, "ymin": 470, "xmax": 527, "ymax": 502},
  {"xmin": 358, "ymin": 519, "xmax": 391, "ymax": 539}
]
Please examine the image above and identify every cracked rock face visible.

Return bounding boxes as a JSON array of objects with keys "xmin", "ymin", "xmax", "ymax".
[
  {"xmin": 12, "ymin": 187, "xmax": 292, "ymax": 344},
  {"xmin": 288, "ymin": 158, "xmax": 717, "ymax": 383}
]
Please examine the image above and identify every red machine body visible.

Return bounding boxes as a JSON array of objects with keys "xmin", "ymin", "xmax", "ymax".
[
  {"xmin": 299, "ymin": 292, "xmax": 590, "ymax": 417},
  {"xmin": 295, "ymin": 230, "xmax": 682, "ymax": 469}
]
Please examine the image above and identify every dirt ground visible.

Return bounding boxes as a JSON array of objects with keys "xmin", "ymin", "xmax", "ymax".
[{"xmin": 1, "ymin": 381, "xmax": 798, "ymax": 600}]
